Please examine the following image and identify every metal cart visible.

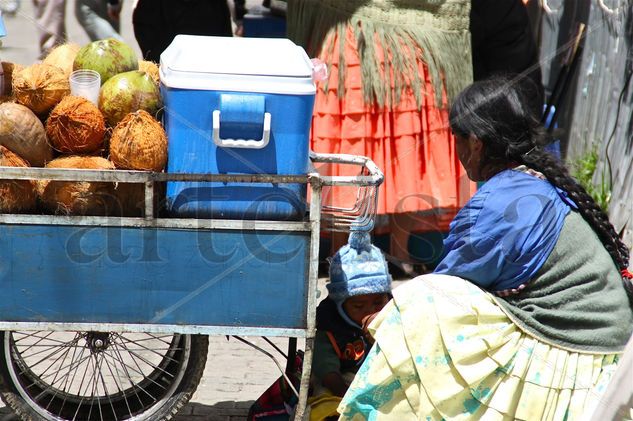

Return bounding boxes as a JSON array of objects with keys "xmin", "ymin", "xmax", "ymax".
[{"xmin": 0, "ymin": 152, "xmax": 382, "ymax": 421}]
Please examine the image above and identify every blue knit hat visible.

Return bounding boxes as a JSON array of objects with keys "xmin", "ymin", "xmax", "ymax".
[{"xmin": 327, "ymin": 229, "xmax": 392, "ymax": 304}]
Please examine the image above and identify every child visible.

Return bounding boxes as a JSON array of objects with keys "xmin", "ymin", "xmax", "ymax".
[{"xmin": 308, "ymin": 229, "xmax": 392, "ymax": 420}]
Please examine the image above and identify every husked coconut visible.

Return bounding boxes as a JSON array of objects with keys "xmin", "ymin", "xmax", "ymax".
[
  {"xmin": 0, "ymin": 62, "xmax": 23, "ymax": 102},
  {"xmin": 0, "ymin": 102, "xmax": 53, "ymax": 166},
  {"xmin": 43, "ymin": 43, "xmax": 81, "ymax": 77},
  {"xmin": 138, "ymin": 60, "xmax": 159, "ymax": 85},
  {"xmin": 12, "ymin": 63, "xmax": 70, "ymax": 115},
  {"xmin": 109, "ymin": 110, "xmax": 167, "ymax": 172},
  {"xmin": 39, "ymin": 156, "xmax": 116, "ymax": 216},
  {"xmin": 46, "ymin": 96, "xmax": 106, "ymax": 154},
  {"xmin": 113, "ymin": 182, "xmax": 144, "ymax": 217},
  {"xmin": 113, "ymin": 181, "xmax": 165, "ymax": 217},
  {"xmin": 0, "ymin": 145, "xmax": 37, "ymax": 213}
]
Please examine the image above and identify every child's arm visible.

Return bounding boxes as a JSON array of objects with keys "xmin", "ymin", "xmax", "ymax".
[{"xmin": 313, "ymin": 330, "xmax": 347, "ymax": 395}]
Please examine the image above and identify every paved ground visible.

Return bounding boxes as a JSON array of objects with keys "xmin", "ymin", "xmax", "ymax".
[
  {"xmin": 0, "ymin": 0, "xmax": 139, "ymax": 65},
  {"xmin": 0, "ymin": 0, "xmax": 265, "ymax": 65},
  {"xmin": 0, "ymin": 333, "xmax": 298, "ymax": 420}
]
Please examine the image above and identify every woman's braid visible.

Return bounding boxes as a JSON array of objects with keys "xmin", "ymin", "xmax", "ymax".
[
  {"xmin": 521, "ymin": 149, "xmax": 632, "ymax": 295},
  {"xmin": 449, "ymin": 75, "xmax": 632, "ymax": 297}
]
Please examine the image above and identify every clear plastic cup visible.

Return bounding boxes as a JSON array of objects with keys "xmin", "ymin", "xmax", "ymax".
[{"xmin": 69, "ymin": 69, "xmax": 101, "ymax": 105}]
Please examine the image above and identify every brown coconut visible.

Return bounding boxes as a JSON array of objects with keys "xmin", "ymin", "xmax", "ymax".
[
  {"xmin": 112, "ymin": 181, "xmax": 165, "ymax": 217},
  {"xmin": 139, "ymin": 60, "xmax": 160, "ymax": 85},
  {"xmin": 12, "ymin": 63, "xmax": 70, "ymax": 115},
  {"xmin": 0, "ymin": 145, "xmax": 37, "ymax": 213},
  {"xmin": 46, "ymin": 96, "xmax": 106, "ymax": 154},
  {"xmin": 113, "ymin": 182, "xmax": 144, "ymax": 217},
  {"xmin": 43, "ymin": 43, "xmax": 81, "ymax": 78},
  {"xmin": 0, "ymin": 62, "xmax": 24, "ymax": 102},
  {"xmin": 0, "ymin": 102, "xmax": 53, "ymax": 166},
  {"xmin": 109, "ymin": 110, "xmax": 167, "ymax": 171},
  {"xmin": 39, "ymin": 156, "xmax": 116, "ymax": 216}
]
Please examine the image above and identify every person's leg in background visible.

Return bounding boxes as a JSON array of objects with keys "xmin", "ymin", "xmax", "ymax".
[
  {"xmin": 388, "ymin": 212, "xmax": 418, "ymax": 274},
  {"xmin": 32, "ymin": 0, "xmax": 66, "ymax": 59},
  {"xmin": 75, "ymin": 0, "xmax": 123, "ymax": 41},
  {"xmin": 131, "ymin": 0, "xmax": 164, "ymax": 63},
  {"xmin": 133, "ymin": 0, "xmax": 234, "ymax": 64}
]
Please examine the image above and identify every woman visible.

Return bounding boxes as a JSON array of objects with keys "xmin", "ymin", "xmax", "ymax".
[
  {"xmin": 287, "ymin": 0, "xmax": 476, "ymax": 271},
  {"xmin": 132, "ymin": 0, "xmax": 246, "ymax": 63},
  {"xmin": 337, "ymin": 76, "xmax": 633, "ymax": 420}
]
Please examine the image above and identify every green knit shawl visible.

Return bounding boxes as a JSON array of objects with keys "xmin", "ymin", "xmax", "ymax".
[
  {"xmin": 494, "ymin": 211, "xmax": 633, "ymax": 354},
  {"xmin": 287, "ymin": 0, "xmax": 473, "ymax": 108}
]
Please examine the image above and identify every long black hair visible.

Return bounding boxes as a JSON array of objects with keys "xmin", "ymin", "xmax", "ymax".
[{"xmin": 449, "ymin": 75, "xmax": 632, "ymax": 296}]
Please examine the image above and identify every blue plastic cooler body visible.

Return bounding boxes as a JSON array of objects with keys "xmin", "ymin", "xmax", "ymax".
[
  {"xmin": 243, "ymin": 11, "xmax": 287, "ymax": 38},
  {"xmin": 163, "ymin": 86, "xmax": 315, "ymax": 219}
]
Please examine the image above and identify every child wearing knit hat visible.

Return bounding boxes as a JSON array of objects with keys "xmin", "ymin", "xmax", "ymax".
[{"xmin": 308, "ymin": 229, "xmax": 392, "ymax": 420}]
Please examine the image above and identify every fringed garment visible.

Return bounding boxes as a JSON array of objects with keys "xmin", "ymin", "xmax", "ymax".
[{"xmin": 288, "ymin": 0, "xmax": 476, "ymax": 223}]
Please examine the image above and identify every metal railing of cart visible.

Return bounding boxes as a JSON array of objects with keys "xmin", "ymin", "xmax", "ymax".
[{"xmin": 0, "ymin": 152, "xmax": 383, "ymax": 421}]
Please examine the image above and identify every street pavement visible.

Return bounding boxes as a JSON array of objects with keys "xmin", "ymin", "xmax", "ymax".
[
  {"xmin": 1, "ymin": 0, "xmax": 138, "ymax": 65},
  {"xmin": 0, "ymin": 332, "xmax": 304, "ymax": 421}
]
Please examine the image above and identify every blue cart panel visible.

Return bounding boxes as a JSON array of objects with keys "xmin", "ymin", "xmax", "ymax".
[{"xmin": 0, "ymin": 224, "xmax": 309, "ymax": 328}]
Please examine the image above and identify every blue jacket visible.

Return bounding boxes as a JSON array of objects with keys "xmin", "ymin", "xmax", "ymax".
[{"xmin": 434, "ymin": 169, "xmax": 576, "ymax": 292}]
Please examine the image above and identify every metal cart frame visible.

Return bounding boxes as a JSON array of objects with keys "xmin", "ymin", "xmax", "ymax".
[{"xmin": 0, "ymin": 152, "xmax": 383, "ymax": 420}]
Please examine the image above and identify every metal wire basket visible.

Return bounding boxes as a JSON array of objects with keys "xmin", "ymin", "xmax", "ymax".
[{"xmin": 309, "ymin": 152, "xmax": 384, "ymax": 232}]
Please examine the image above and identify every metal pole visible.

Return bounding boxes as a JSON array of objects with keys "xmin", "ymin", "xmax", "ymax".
[{"xmin": 293, "ymin": 175, "xmax": 322, "ymax": 420}]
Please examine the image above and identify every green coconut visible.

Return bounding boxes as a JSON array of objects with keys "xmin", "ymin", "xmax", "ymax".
[
  {"xmin": 99, "ymin": 70, "xmax": 161, "ymax": 126},
  {"xmin": 73, "ymin": 38, "xmax": 138, "ymax": 84}
]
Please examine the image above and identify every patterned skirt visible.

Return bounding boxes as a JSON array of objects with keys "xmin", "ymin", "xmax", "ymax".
[{"xmin": 338, "ymin": 275, "xmax": 620, "ymax": 420}]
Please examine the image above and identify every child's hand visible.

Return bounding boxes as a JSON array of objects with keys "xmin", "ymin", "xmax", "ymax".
[{"xmin": 361, "ymin": 312, "xmax": 379, "ymax": 344}]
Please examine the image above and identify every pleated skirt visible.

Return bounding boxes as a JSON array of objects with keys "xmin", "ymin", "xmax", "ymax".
[
  {"xmin": 338, "ymin": 275, "xmax": 620, "ymax": 420},
  {"xmin": 310, "ymin": 26, "xmax": 475, "ymax": 222}
]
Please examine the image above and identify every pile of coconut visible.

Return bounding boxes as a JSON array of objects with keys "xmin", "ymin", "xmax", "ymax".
[{"xmin": 0, "ymin": 38, "xmax": 166, "ymax": 217}]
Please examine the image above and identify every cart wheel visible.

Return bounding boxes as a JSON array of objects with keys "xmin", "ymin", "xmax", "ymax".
[{"xmin": 0, "ymin": 331, "xmax": 208, "ymax": 420}]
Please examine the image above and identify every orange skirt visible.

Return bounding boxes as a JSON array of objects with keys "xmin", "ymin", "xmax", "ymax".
[{"xmin": 311, "ymin": 27, "xmax": 475, "ymax": 231}]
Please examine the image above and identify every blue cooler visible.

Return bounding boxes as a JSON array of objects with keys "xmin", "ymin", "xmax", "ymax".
[
  {"xmin": 160, "ymin": 35, "xmax": 315, "ymax": 220},
  {"xmin": 243, "ymin": 7, "xmax": 287, "ymax": 38}
]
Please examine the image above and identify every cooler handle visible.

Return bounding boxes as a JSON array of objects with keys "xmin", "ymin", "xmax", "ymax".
[{"xmin": 212, "ymin": 110, "xmax": 271, "ymax": 149}]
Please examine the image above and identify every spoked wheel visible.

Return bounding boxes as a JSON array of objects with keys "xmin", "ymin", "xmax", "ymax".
[{"xmin": 0, "ymin": 331, "xmax": 208, "ymax": 421}]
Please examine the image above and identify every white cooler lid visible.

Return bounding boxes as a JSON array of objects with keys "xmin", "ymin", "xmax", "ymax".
[{"xmin": 160, "ymin": 35, "xmax": 316, "ymax": 95}]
